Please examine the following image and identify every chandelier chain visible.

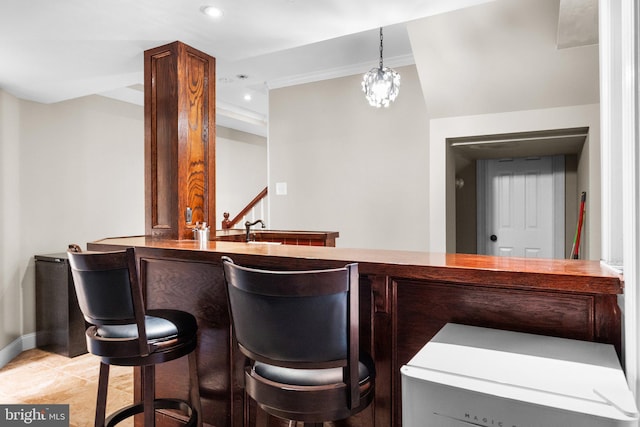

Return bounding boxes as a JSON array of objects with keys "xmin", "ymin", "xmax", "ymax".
[{"xmin": 379, "ymin": 27, "xmax": 384, "ymax": 69}]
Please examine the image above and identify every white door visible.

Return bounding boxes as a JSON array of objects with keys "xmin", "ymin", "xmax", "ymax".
[{"xmin": 477, "ymin": 156, "xmax": 564, "ymax": 258}]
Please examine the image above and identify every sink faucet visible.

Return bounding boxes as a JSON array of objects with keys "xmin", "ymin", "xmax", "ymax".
[{"xmin": 245, "ymin": 219, "xmax": 266, "ymax": 242}]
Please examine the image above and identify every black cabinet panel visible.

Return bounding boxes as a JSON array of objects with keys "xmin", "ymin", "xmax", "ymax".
[{"xmin": 35, "ymin": 253, "xmax": 87, "ymax": 357}]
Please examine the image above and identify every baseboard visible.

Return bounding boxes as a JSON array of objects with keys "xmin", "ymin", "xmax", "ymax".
[{"xmin": 0, "ymin": 333, "xmax": 36, "ymax": 369}]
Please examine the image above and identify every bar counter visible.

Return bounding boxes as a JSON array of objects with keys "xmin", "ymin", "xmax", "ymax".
[{"xmin": 88, "ymin": 236, "xmax": 623, "ymax": 427}]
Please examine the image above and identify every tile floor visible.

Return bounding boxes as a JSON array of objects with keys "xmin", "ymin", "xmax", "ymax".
[{"xmin": 0, "ymin": 348, "xmax": 133, "ymax": 427}]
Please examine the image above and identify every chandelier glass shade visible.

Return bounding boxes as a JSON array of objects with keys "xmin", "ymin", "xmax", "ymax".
[{"xmin": 362, "ymin": 27, "xmax": 400, "ymax": 108}]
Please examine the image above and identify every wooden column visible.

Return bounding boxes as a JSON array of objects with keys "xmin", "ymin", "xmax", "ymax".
[{"xmin": 144, "ymin": 41, "xmax": 216, "ymax": 240}]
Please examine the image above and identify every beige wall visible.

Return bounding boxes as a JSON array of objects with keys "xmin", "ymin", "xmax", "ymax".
[
  {"xmin": 0, "ymin": 93, "xmax": 145, "ymax": 357},
  {"xmin": 269, "ymin": 65, "xmax": 430, "ymax": 251},
  {"xmin": 216, "ymin": 127, "xmax": 267, "ymax": 227},
  {"xmin": 1, "ymin": 90, "xmax": 22, "ymax": 350}
]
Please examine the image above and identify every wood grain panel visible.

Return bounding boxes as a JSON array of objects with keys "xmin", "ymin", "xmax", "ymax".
[
  {"xmin": 391, "ymin": 279, "xmax": 601, "ymax": 427},
  {"xmin": 394, "ymin": 280, "xmax": 596, "ymax": 365},
  {"xmin": 144, "ymin": 42, "xmax": 216, "ymax": 240},
  {"xmin": 179, "ymin": 50, "xmax": 207, "ymax": 229},
  {"xmin": 139, "ymin": 256, "xmax": 237, "ymax": 427},
  {"xmin": 146, "ymin": 48, "xmax": 178, "ymax": 231}
]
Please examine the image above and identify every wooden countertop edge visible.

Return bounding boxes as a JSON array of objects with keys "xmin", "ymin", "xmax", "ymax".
[
  {"xmin": 88, "ymin": 236, "xmax": 623, "ymax": 295},
  {"xmin": 215, "ymin": 229, "xmax": 339, "ymax": 238}
]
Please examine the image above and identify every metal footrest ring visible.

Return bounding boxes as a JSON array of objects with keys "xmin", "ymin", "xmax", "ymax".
[{"xmin": 105, "ymin": 398, "xmax": 197, "ymax": 427}]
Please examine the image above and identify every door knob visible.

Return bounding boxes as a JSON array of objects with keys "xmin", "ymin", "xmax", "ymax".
[{"xmin": 490, "ymin": 234, "xmax": 497, "ymax": 242}]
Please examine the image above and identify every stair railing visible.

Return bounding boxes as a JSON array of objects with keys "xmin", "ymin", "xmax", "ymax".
[{"xmin": 221, "ymin": 187, "xmax": 268, "ymax": 229}]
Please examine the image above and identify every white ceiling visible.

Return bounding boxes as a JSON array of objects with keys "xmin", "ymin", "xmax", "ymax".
[
  {"xmin": 409, "ymin": 0, "xmax": 599, "ymax": 119},
  {"xmin": 0, "ymin": 0, "xmax": 598, "ymax": 137},
  {"xmin": 0, "ymin": 0, "xmax": 492, "ymax": 136}
]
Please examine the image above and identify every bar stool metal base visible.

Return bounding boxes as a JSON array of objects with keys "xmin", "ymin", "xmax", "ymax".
[{"xmin": 105, "ymin": 398, "xmax": 197, "ymax": 427}]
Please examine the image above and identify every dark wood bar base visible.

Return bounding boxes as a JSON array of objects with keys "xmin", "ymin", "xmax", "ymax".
[{"xmin": 88, "ymin": 236, "xmax": 623, "ymax": 427}]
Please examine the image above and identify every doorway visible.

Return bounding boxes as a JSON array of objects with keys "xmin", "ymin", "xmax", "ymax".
[{"xmin": 450, "ymin": 127, "xmax": 587, "ymax": 259}]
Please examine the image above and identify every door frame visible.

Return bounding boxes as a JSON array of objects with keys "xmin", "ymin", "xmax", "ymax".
[{"xmin": 477, "ymin": 155, "xmax": 565, "ymax": 258}]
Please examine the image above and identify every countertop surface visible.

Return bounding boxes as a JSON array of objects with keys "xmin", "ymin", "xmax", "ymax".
[{"xmin": 89, "ymin": 236, "xmax": 623, "ymax": 295}]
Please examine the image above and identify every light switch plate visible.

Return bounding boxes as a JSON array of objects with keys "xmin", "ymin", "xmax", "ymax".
[{"xmin": 275, "ymin": 182, "xmax": 287, "ymax": 195}]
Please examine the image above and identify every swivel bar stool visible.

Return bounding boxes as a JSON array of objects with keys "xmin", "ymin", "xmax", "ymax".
[
  {"xmin": 222, "ymin": 256, "xmax": 375, "ymax": 427},
  {"xmin": 67, "ymin": 245, "xmax": 202, "ymax": 427}
]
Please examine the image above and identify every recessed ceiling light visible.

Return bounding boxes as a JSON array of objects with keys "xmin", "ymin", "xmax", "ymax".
[
  {"xmin": 244, "ymin": 94, "xmax": 252, "ymax": 101},
  {"xmin": 200, "ymin": 5, "xmax": 223, "ymax": 18}
]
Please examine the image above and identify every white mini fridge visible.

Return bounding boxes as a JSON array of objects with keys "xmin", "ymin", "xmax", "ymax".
[{"xmin": 401, "ymin": 324, "xmax": 638, "ymax": 427}]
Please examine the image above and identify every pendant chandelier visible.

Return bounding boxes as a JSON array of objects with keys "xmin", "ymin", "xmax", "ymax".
[{"xmin": 361, "ymin": 27, "xmax": 401, "ymax": 108}]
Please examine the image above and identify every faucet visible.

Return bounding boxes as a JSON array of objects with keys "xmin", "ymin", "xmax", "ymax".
[{"xmin": 245, "ymin": 219, "xmax": 266, "ymax": 242}]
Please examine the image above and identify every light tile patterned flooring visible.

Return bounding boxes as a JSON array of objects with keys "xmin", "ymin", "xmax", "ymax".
[{"xmin": 0, "ymin": 348, "xmax": 133, "ymax": 427}]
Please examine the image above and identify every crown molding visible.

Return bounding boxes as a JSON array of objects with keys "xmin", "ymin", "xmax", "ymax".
[{"xmin": 267, "ymin": 54, "xmax": 415, "ymax": 89}]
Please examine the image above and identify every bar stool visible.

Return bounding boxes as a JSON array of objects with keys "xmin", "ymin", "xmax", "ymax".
[
  {"xmin": 221, "ymin": 256, "xmax": 375, "ymax": 427},
  {"xmin": 67, "ymin": 245, "xmax": 202, "ymax": 427}
]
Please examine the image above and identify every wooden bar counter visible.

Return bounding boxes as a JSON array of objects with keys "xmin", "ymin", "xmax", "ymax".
[{"xmin": 88, "ymin": 236, "xmax": 623, "ymax": 427}]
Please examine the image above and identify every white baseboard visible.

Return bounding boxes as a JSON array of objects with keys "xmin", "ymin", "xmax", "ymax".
[{"xmin": 0, "ymin": 333, "xmax": 36, "ymax": 369}]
